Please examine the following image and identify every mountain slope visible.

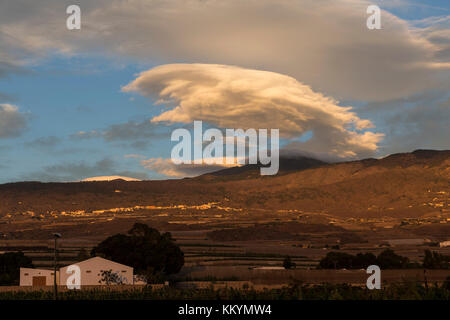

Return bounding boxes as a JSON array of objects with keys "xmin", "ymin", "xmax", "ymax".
[
  {"xmin": 198, "ymin": 156, "xmax": 326, "ymax": 180},
  {"xmin": 227, "ymin": 149, "xmax": 450, "ymax": 217},
  {"xmin": 0, "ymin": 150, "xmax": 448, "ymax": 218}
]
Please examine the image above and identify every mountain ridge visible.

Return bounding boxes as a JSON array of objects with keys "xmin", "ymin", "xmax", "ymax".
[{"xmin": 0, "ymin": 150, "xmax": 448, "ymax": 219}]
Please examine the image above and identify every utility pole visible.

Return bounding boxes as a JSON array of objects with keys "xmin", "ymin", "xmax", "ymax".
[{"xmin": 53, "ymin": 233, "xmax": 61, "ymax": 300}]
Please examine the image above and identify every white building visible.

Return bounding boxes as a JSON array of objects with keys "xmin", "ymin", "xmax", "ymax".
[
  {"xmin": 60, "ymin": 257, "xmax": 133, "ymax": 286},
  {"xmin": 20, "ymin": 257, "xmax": 134, "ymax": 287},
  {"xmin": 20, "ymin": 268, "xmax": 59, "ymax": 286}
]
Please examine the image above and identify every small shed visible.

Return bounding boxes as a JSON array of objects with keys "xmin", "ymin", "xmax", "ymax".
[{"xmin": 20, "ymin": 268, "xmax": 58, "ymax": 286}]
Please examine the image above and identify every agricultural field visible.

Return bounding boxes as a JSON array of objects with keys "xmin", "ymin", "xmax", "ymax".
[{"xmin": 1, "ymin": 206, "xmax": 449, "ymax": 286}]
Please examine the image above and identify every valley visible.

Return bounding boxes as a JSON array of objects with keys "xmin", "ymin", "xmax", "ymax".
[{"xmin": 0, "ymin": 150, "xmax": 449, "ymax": 285}]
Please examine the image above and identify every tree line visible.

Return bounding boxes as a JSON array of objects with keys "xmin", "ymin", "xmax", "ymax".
[{"xmin": 317, "ymin": 249, "xmax": 450, "ymax": 270}]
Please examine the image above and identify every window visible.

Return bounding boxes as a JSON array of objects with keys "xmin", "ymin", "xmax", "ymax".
[
  {"xmin": 86, "ymin": 270, "xmax": 91, "ymax": 273},
  {"xmin": 24, "ymin": 273, "xmax": 29, "ymax": 276},
  {"xmin": 121, "ymin": 270, "xmax": 127, "ymax": 273}
]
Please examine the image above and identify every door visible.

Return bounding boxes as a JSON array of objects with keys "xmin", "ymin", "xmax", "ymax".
[{"xmin": 32, "ymin": 276, "xmax": 47, "ymax": 286}]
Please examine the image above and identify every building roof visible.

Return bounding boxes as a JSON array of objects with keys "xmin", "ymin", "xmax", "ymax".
[
  {"xmin": 61, "ymin": 256, "xmax": 133, "ymax": 270},
  {"xmin": 20, "ymin": 267, "xmax": 54, "ymax": 272}
]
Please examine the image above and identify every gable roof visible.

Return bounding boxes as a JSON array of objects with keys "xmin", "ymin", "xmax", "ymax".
[{"xmin": 62, "ymin": 256, "xmax": 133, "ymax": 270}]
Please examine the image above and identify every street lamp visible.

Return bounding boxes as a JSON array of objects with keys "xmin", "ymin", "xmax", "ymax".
[{"xmin": 53, "ymin": 233, "xmax": 61, "ymax": 300}]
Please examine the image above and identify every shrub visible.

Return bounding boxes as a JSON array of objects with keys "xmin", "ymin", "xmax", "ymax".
[
  {"xmin": 283, "ymin": 256, "xmax": 296, "ymax": 269},
  {"xmin": 0, "ymin": 251, "xmax": 33, "ymax": 285},
  {"xmin": 423, "ymin": 250, "xmax": 450, "ymax": 269}
]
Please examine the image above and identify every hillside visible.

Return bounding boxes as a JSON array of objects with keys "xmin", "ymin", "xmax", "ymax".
[
  {"xmin": 201, "ymin": 156, "xmax": 326, "ymax": 180},
  {"xmin": 0, "ymin": 150, "xmax": 448, "ymax": 219},
  {"xmin": 219, "ymin": 149, "xmax": 450, "ymax": 217}
]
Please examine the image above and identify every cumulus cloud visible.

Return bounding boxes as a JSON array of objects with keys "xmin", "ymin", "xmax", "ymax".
[
  {"xmin": 141, "ymin": 157, "xmax": 240, "ymax": 178},
  {"xmin": 0, "ymin": 0, "xmax": 448, "ymax": 101},
  {"xmin": 0, "ymin": 103, "xmax": 28, "ymax": 138},
  {"xmin": 0, "ymin": 0, "xmax": 448, "ymax": 165},
  {"xmin": 123, "ymin": 63, "xmax": 384, "ymax": 159}
]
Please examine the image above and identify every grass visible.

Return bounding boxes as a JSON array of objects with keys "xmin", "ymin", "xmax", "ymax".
[{"xmin": 0, "ymin": 281, "xmax": 448, "ymax": 300}]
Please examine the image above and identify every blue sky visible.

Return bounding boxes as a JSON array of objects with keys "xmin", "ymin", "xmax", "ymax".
[
  {"xmin": 374, "ymin": 0, "xmax": 449, "ymax": 19},
  {"xmin": 1, "ymin": 58, "xmax": 155, "ymax": 178},
  {"xmin": 0, "ymin": 0, "xmax": 449, "ymax": 182}
]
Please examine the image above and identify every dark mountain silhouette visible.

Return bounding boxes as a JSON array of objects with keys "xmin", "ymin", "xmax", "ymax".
[{"xmin": 199, "ymin": 156, "xmax": 326, "ymax": 180}]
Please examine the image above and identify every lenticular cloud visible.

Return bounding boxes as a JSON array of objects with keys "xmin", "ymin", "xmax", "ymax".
[{"xmin": 123, "ymin": 64, "xmax": 384, "ymax": 159}]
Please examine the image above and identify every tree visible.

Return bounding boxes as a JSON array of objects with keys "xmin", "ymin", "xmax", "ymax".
[
  {"xmin": 318, "ymin": 250, "xmax": 409, "ymax": 270},
  {"xmin": 354, "ymin": 252, "xmax": 377, "ymax": 268},
  {"xmin": 283, "ymin": 256, "xmax": 296, "ymax": 269},
  {"xmin": 0, "ymin": 252, "xmax": 33, "ymax": 285},
  {"xmin": 423, "ymin": 250, "xmax": 450, "ymax": 269},
  {"xmin": 376, "ymin": 249, "xmax": 409, "ymax": 269},
  {"xmin": 443, "ymin": 276, "xmax": 450, "ymax": 290},
  {"xmin": 76, "ymin": 247, "xmax": 90, "ymax": 261},
  {"xmin": 98, "ymin": 269, "xmax": 126, "ymax": 285},
  {"xmin": 91, "ymin": 223, "xmax": 184, "ymax": 282},
  {"xmin": 318, "ymin": 252, "xmax": 355, "ymax": 269}
]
